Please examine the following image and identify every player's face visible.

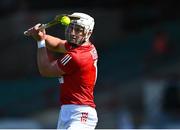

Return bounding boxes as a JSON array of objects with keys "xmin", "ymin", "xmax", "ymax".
[{"xmin": 65, "ymin": 23, "xmax": 86, "ymax": 45}]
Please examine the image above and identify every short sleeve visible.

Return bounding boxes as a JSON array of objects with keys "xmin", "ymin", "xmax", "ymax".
[{"xmin": 57, "ymin": 53, "xmax": 78, "ymax": 74}]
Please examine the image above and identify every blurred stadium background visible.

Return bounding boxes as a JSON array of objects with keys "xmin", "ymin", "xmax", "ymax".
[{"xmin": 0, "ymin": 0, "xmax": 180, "ymax": 128}]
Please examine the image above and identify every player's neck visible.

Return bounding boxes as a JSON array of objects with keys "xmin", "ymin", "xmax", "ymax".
[{"xmin": 82, "ymin": 41, "xmax": 91, "ymax": 46}]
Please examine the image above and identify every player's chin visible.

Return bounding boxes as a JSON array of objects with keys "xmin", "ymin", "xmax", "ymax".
[{"xmin": 70, "ymin": 39, "xmax": 76, "ymax": 44}]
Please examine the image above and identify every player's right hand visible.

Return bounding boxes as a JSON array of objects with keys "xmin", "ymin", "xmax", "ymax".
[{"xmin": 25, "ymin": 23, "xmax": 46, "ymax": 41}]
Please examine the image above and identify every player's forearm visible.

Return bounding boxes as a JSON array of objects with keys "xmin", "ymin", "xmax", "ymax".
[
  {"xmin": 45, "ymin": 35, "xmax": 67, "ymax": 53},
  {"xmin": 37, "ymin": 48, "xmax": 51, "ymax": 77},
  {"xmin": 37, "ymin": 42, "xmax": 65, "ymax": 77}
]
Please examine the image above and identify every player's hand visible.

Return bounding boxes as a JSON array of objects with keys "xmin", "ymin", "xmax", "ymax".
[{"xmin": 26, "ymin": 23, "xmax": 46, "ymax": 41}]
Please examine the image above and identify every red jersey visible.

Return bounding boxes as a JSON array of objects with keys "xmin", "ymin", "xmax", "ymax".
[{"xmin": 57, "ymin": 42, "xmax": 98, "ymax": 108}]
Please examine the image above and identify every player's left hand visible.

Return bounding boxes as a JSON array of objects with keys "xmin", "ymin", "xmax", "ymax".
[{"xmin": 26, "ymin": 23, "xmax": 46, "ymax": 41}]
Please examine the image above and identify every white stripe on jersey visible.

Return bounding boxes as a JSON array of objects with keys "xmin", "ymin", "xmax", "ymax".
[
  {"xmin": 61, "ymin": 54, "xmax": 72, "ymax": 66},
  {"xmin": 63, "ymin": 57, "xmax": 72, "ymax": 66},
  {"xmin": 61, "ymin": 54, "xmax": 70, "ymax": 63}
]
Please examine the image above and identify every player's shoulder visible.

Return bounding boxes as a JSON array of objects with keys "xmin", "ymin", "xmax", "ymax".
[
  {"xmin": 64, "ymin": 51, "xmax": 79, "ymax": 64},
  {"xmin": 66, "ymin": 48, "xmax": 90, "ymax": 66},
  {"xmin": 57, "ymin": 52, "xmax": 79, "ymax": 68}
]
